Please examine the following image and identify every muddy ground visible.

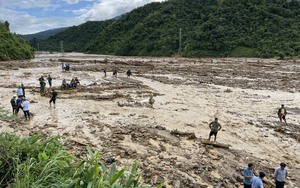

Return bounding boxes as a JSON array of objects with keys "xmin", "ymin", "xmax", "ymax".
[{"xmin": 0, "ymin": 52, "xmax": 299, "ymax": 188}]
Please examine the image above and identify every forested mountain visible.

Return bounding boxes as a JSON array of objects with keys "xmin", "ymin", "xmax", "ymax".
[
  {"xmin": 31, "ymin": 0, "xmax": 300, "ymax": 57},
  {"xmin": 29, "ymin": 21, "xmax": 113, "ymax": 53},
  {"xmin": 0, "ymin": 21, "xmax": 34, "ymax": 61},
  {"xmin": 22, "ymin": 27, "xmax": 69, "ymax": 41}
]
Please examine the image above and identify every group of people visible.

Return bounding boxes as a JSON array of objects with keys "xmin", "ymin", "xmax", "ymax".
[
  {"xmin": 10, "ymin": 86, "xmax": 30, "ymax": 120},
  {"xmin": 61, "ymin": 63, "xmax": 70, "ymax": 72},
  {"xmin": 103, "ymin": 68, "xmax": 132, "ymax": 78},
  {"xmin": 243, "ymin": 162, "xmax": 288, "ymax": 188},
  {"xmin": 38, "ymin": 75, "xmax": 53, "ymax": 93},
  {"xmin": 62, "ymin": 77, "xmax": 80, "ymax": 88},
  {"xmin": 207, "ymin": 104, "xmax": 288, "ymax": 143}
]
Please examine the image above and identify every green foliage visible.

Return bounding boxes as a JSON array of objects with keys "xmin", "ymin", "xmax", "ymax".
[
  {"xmin": 68, "ymin": 147, "xmax": 152, "ymax": 188},
  {"xmin": 0, "ymin": 134, "xmax": 158, "ymax": 188},
  {"xmin": 31, "ymin": 0, "xmax": 300, "ymax": 57},
  {"xmin": 29, "ymin": 21, "xmax": 113, "ymax": 53},
  {"xmin": 0, "ymin": 21, "xmax": 35, "ymax": 61},
  {"xmin": 0, "ymin": 133, "xmax": 72, "ymax": 188}
]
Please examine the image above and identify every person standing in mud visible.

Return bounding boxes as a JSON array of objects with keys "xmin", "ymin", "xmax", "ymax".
[
  {"xmin": 16, "ymin": 96, "xmax": 23, "ymax": 114},
  {"xmin": 208, "ymin": 118, "xmax": 222, "ymax": 142},
  {"xmin": 10, "ymin": 95, "xmax": 17, "ymax": 114},
  {"xmin": 274, "ymin": 163, "xmax": 288, "ymax": 188},
  {"xmin": 21, "ymin": 83, "xmax": 25, "ymax": 98},
  {"xmin": 113, "ymin": 69, "xmax": 118, "ymax": 77},
  {"xmin": 149, "ymin": 93, "xmax": 155, "ymax": 108},
  {"xmin": 251, "ymin": 172, "xmax": 266, "ymax": 188},
  {"xmin": 103, "ymin": 68, "xmax": 107, "ymax": 77},
  {"xmin": 65, "ymin": 64, "xmax": 70, "ymax": 72},
  {"xmin": 21, "ymin": 98, "xmax": 30, "ymax": 120},
  {"xmin": 17, "ymin": 86, "xmax": 23, "ymax": 98},
  {"xmin": 126, "ymin": 69, "xmax": 132, "ymax": 77},
  {"xmin": 277, "ymin": 104, "xmax": 287, "ymax": 124},
  {"xmin": 47, "ymin": 75, "xmax": 52, "ymax": 88},
  {"xmin": 39, "ymin": 78, "xmax": 46, "ymax": 94},
  {"xmin": 242, "ymin": 163, "xmax": 254, "ymax": 188},
  {"xmin": 49, "ymin": 89, "xmax": 58, "ymax": 108}
]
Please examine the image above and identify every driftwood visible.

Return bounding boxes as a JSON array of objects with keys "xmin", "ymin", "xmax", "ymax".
[
  {"xmin": 170, "ymin": 129, "xmax": 196, "ymax": 139},
  {"xmin": 201, "ymin": 139, "xmax": 230, "ymax": 149}
]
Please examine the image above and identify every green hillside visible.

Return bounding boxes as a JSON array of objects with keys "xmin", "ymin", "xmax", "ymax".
[
  {"xmin": 22, "ymin": 27, "xmax": 69, "ymax": 41},
  {"xmin": 0, "ymin": 21, "xmax": 34, "ymax": 61},
  {"xmin": 32, "ymin": 0, "xmax": 300, "ymax": 57},
  {"xmin": 29, "ymin": 21, "xmax": 113, "ymax": 53}
]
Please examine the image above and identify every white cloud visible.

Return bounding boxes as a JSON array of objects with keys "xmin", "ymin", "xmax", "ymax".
[
  {"xmin": 0, "ymin": 7, "xmax": 80, "ymax": 34},
  {"xmin": 64, "ymin": 0, "xmax": 80, "ymax": 4},
  {"xmin": 72, "ymin": 8, "xmax": 89, "ymax": 15},
  {"xmin": 0, "ymin": 0, "xmax": 166, "ymax": 34},
  {"xmin": 79, "ymin": 0, "xmax": 166, "ymax": 21},
  {"xmin": 0, "ymin": 0, "xmax": 56, "ymax": 9}
]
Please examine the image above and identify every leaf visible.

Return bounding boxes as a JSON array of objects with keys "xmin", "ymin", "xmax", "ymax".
[{"xmin": 110, "ymin": 169, "xmax": 125, "ymax": 185}]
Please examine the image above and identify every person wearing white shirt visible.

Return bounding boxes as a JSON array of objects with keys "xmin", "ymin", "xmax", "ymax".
[
  {"xmin": 251, "ymin": 172, "xmax": 266, "ymax": 188},
  {"xmin": 17, "ymin": 86, "xmax": 23, "ymax": 97},
  {"xmin": 21, "ymin": 99, "xmax": 30, "ymax": 120}
]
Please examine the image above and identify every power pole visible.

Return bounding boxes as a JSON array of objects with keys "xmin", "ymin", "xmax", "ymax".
[
  {"xmin": 60, "ymin": 41, "xmax": 64, "ymax": 55},
  {"xmin": 178, "ymin": 28, "xmax": 182, "ymax": 53}
]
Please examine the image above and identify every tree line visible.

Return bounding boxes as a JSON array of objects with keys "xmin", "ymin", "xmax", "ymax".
[
  {"xmin": 30, "ymin": 0, "xmax": 300, "ymax": 58},
  {"xmin": 0, "ymin": 21, "xmax": 34, "ymax": 61}
]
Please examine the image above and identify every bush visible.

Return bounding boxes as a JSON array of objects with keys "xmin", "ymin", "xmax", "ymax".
[{"xmin": 0, "ymin": 133, "xmax": 160, "ymax": 188}]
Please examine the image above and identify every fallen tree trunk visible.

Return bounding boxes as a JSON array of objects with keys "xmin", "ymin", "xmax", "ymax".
[{"xmin": 200, "ymin": 139, "xmax": 230, "ymax": 149}]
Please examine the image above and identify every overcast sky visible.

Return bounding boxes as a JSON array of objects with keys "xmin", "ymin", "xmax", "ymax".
[{"xmin": 0, "ymin": 0, "xmax": 165, "ymax": 34}]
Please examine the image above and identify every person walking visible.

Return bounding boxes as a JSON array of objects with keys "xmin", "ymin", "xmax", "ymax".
[
  {"xmin": 278, "ymin": 104, "xmax": 287, "ymax": 124},
  {"xmin": 103, "ymin": 68, "xmax": 107, "ymax": 77},
  {"xmin": 126, "ymin": 69, "xmax": 132, "ymax": 77},
  {"xmin": 274, "ymin": 163, "xmax": 288, "ymax": 188},
  {"xmin": 49, "ymin": 89, "xmax": 58, "ymax": 108},
  {"xmin": 10, "ymin": 95, "xmax": 17, "ymax": 114},
  {"xmin": 242, "ymin": 163, "xmax": 254, "ymax": 188},
  {"xmin": 21, "ymin": 99, "xmax": 30, "ymax": 120},
  {"xmin": 47, "ymin": 75, "xmax": 53, "ymax": 88},
  {"xmin": 251, "ymin": 172, "xmax": 266, "ymax": 188},
  {"xmin": 208, "ymin": 118, "xmax": 222, "ymax": 142}
]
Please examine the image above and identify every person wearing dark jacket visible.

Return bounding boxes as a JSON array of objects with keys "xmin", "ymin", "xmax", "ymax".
[
  {"xmin": 49, "ymin": 89, "xmax": 58, "ymax": 108},
  {"xmin": 10, "ymin": 95, "xmax": 17, "ymax": 114}
]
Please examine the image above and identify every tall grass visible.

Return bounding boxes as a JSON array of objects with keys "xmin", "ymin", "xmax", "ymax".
[{"xmin": 0, "ymin": 133, "xmax": 161, "ymax": 188}]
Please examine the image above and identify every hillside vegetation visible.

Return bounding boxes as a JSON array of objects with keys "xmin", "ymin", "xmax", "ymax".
[
  {"xmin": 0, "ymin": 21, "xmax": 34, "ymax": 61},
  {"xmin": 22, "ymin": 27, "xmax": 69, "ymax": 41},
  {"xmin": 31, "ymin": 0, "xmax": 300, "ymax": 57},
  {"xmin": 0, "ymin": 132, "xmax": 160, "ymax": 188}
]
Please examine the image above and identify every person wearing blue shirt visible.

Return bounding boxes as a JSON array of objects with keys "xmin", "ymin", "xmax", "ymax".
[
  {"xmin": 251, "ymin": 172, "xmax": 266, "ymax": 188},
  {"xmin": 242, "ymin": 163, "xmax": 254, "ymax": 188},
  {"xmin": 17, "ymin": 86, "xmax": 23, "ymax": 97},
  {"xmin": 274, "ymin": 163, "xmax": 288, "ymax": 188}
]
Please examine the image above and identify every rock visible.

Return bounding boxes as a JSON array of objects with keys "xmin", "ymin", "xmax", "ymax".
[
  {"xmin": 234, "ymin": 174, "xmax": 244, "ymax": 182},
  {"xmin": 106, "ymin": 157, "xmax": 116, "ymax": 164}
]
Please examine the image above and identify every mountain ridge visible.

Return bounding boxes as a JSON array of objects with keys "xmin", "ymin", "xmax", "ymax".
[{"xmin": 30, "ymin": 0, "xmax": 300, "ymax": 57}]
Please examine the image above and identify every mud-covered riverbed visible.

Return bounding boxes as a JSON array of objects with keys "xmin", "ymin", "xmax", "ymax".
[{"xmin": 0, "ymin": 53, "xmax": 299, "ymax": 188}]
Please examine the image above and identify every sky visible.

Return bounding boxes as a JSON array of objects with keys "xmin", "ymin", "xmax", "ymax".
[{"xmin": 0, "ymin": 0, "xmax": 165, "ymax": 34}]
